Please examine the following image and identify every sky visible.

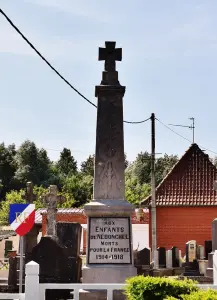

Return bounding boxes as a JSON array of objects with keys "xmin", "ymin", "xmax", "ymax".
[{"xmin": 1, "ymin": 0, "xmax": 217, "ymax": 166}]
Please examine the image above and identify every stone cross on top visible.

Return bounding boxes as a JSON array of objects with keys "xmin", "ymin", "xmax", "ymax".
[
  {"xmin": 99, "ymin": 41, "xmax": 122, "ymax": 72},
  {"xmin": 41, "ymin": 185, "xmax": 65, "ymax": 237},
  {"xmin": 22, "ymin": 182, "xmax": 37, "ymax": 204}
]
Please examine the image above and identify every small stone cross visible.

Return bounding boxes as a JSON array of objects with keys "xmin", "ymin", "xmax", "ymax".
[
  {"xmin": 22, "ymin": 182, "xmax": 37, "ymax": 203},
  {"xmin": 41, "ymin": 185, "xmax": 65, "ymax": 237},
  {"xmin": 99, "ymin": 41, "xmax": 122, "ymax": 72}
]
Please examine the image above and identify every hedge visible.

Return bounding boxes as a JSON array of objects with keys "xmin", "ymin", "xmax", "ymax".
[
  {"xmin": 169, "ymin": 289, "xmax": 217, "ymax": 299},
  {"xmin": 124, "ymin": 276, "xmax": 198, "ymax": 300}
]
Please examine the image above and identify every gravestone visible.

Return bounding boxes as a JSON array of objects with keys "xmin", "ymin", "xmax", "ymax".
[
  {"xmin": 166, "ymin": 250, "xmax": 172, "ymax": 268},
  {"xmin": 136, "ymin": 247, "xmax": 150, "ymax": 267},
  {"xmin": 57, "ymin": 222, "xmax": 82, "ymax": 257},
  {"xmin": 207, "ymin": 219, "xmax": 217, "ymax": 277},
  {"xmin": 81, "ymin": 42, "xmax": 136, "ymax": 300},
  {"xmin": 31, "ymin": 186, "xmax": 75, "ymax": 300},
  {"xmin": 171, "ymin": 246, "xmax": 180, "ymax": 268},
  {"xmin": 186, "ymin": 240, "xmax": 197, "ymax": 263},
  {"xmin": 205, "ymin": 240, "xmax": 212, "ymax": 260},
  {"xmin": 57, "ymin": 222, "xmax": 82, "ymax": 282},
  {"xmin": 197, "ymin": 245, "xmax": 205, "ymax": 260},
  {"xmin": 157, "ymin": 247, "xmax": 166, "ymax": 268},
  {"xmin": 4, "ymin": 240, "xmax": 12, "ymax": 258},
  {"xmin": 184, "ymin": 241, "xmax": 201, "ymax": 276},
  {"xmin": 179, "ymin": 250, "xmax": 182, "ymax": 267}
]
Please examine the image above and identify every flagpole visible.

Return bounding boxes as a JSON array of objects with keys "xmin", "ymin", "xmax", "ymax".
[{"xmin": 19, "ymin": 235, "xmax": 24, "ymax": 293}]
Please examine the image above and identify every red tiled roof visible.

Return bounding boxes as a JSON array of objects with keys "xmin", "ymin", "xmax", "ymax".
[
  {"xmin": 141, "ymin": 143, "xmax": 217, "ymax": 206},
  {"xmin": 35, "ymin": 208, "xmax": 84, "ymax": 224}
]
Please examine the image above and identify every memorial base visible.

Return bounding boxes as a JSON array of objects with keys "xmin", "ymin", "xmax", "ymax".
[{"xmin": 82, "ymin": 265, "xmax": 137, "ymax": 283}]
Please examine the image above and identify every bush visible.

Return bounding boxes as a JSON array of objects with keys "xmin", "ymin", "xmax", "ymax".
[
  {"xmin": 124, "ymin": 276, "xmax": 198, "ymax": 300},
  {"xmin": 180, "ymin": 289, "xmax": 217, "ymax": 300}
]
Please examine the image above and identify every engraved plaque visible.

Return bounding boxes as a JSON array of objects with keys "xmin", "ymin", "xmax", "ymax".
[{"xmin": 88, "ymin": 217, "xmax": 132, "ymax": 264}]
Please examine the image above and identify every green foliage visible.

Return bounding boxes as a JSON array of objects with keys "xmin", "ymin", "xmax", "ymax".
[
  {"xmin": 0, "ymin": 143, "xmax": 16, "ymax": 198},
  {"xmin": 0, "ymin": 189, "xmax": 26, "ymax": 225},
  {"xmin": 127, "ymin": 152, "xmax": 178, "ymax": 186},
  {"xmin": 14, "ymin": 140, "xmax": 51, "ymax": 186},
  {"xmin": 62, "ymin": 174, "xmax": 93, "ymax": 207},
  {"xmin": 180, "ymin": 289, "xmax": 217, "ymax": 300},
  {"xmin": 56, "ymin": 148, "xmax": 77, "ymax": 176},
  {"xmin": 124, "ymin": 276, "xmax": 198, "ymax": 300},
  {"xmin": 125, "ymin": 177, "xmax": 151, "ymax": 205},
  {"xmin": 80, "ymin": 155, "xmax": 94, "ymax": 176},
  {"xmin": 155, "ymin": 154, "xmax": 178, "ymax": 185},
  {"xmin": 131, "ymin": 152, "xmax": 152, "ymax": 185}
]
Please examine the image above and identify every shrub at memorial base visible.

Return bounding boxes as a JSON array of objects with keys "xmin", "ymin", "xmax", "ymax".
[
  {"xmin": 173, "ymin": 289, "xmax": 217, "ymax": 300},
  {"xmin": 124, "ymin": 276, "xmax": 198, "ymax": 300}
]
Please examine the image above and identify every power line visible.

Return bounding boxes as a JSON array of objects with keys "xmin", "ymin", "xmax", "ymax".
[
  {"xmin": 156, "ymin": 118, "xmax": 192, "ymax": 143},
  {"xmin": 0, "ymin": 8, "xmax": 150, "ymax": 125},
  {"xmin": 156, "ymin": 117, "xmax": 217, "ymax": 155},
  {"xmin": 124, "ymin": 117, "xmax": 150, "ymax": 124},
  {"xmin": 0, "ymin": 8, "xmax": 97, "ymax": 109}
]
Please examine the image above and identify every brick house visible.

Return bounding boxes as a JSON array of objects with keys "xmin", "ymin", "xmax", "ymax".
[
  {"xmin": 35, "ymin": 208, "xmax": 150, "ymax": 253},
  {"xmin": 141, "ymin": 143, "xmax": 217, "ymax": 254}
]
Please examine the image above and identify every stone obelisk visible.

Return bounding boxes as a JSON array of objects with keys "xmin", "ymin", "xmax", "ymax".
[{"xmin": 83, "ymin": 42, "xmax": 136, "ymax": 288}]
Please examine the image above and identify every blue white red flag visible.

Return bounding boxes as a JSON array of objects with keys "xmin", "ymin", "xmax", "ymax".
[{"xmin": 9, "ymin": 204, "xmax": 35, "ymax": 236}]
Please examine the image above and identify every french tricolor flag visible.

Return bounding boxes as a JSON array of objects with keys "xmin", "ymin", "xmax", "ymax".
[{"xmin": 9, "ymin": 204, "xmax": 35, "ymax": 236}]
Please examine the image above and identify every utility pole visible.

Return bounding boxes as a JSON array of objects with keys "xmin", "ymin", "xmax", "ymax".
[{"xmin": 151, "ymin": 113, "xmax": 157, "ymax": 268}]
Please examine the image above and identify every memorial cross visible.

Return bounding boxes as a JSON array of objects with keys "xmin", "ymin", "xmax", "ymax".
[
  {"xmin": 41, "ymin": 185, "xmax": 65, "ymax": 237},
  {"xmin": 99, "ymin": 41, "xmax": 122, "ymax": 72},
  {"xmin": 22, "ymin": 181, "xmax": 37, "ymax": 203}
]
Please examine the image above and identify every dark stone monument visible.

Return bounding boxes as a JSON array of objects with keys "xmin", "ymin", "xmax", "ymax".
[
  {"xmin": 57, "ymin": 222, "xmax": 82, "ymax": 257},
  {"xmin": 157, "ymin": 247, "xmax": 166, "ymax": 268},
  {"xmin": 205, "ymin": 240, "xmax": 212, "ymax": 260},
  {"xmin": 183, "ymin": 259, "xmax": 201, "ymax": 276},
  {"xmin": 8, "ymin": 257, "xmax": 17, "ymax": 292},
  {"xmin": 171, "ymin": 246, "xmax": 179, "ymax": 268},
  {"xmin": 135, "ymin": 247, "xmax": 151, "ymax": 267},
  {"xmin": 57, "ymin": 222, "xmax": 82, "ymax": 283}
]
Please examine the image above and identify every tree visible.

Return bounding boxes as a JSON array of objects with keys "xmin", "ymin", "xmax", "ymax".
[
  {"xmin": 56, "ymin": 148, "xmax": 77, "ymax": 176},
  {"xmin": 14, "ymin": 140, "xmax": 51, "ymax": 186},
  {"xmin": 129, "ymin": 151, "xmax": 152, "ymax": 184},
  {"xmin": 124, "ymin": 153, "xmax": 129, "ymax": 169},
  {"xmin": 125, "ymin": 177, "xmax": 151, "ymax": 206},
  {"xmin": 155, "ymin": 154, "xmax": 179, "ymax": 185},
  {"xmin": 80, "ymin": 155, "xmax": 94, "ymax": 176},
  {"xmin": 0, "ymin": 143, "xmax": 17, "ymax": 198},
  {"xmin": 126, "ymin": 152, "xmax": 178, "ymax": 186},
  {"xmin": 63, "ymin": 174, "xmax": 93, "ymax": 207}
]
